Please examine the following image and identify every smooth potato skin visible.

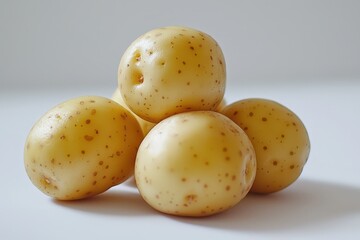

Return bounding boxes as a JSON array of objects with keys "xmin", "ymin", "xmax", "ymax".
[
  {"xmin": 24, "ymin": 96, "xmax": 143, "ymax": 200},
  {"xmin": 118, "ymin": 26, "xmax": 226, "ymax": 123},
  {"xmin": 135, "ymin": 111, "xmax": 256, "ymax": 217},
  {"xmin": 216, "ymin": 98, "xmax": 227, "ymax": 112},
  {"xmin": 111, "ymin": 89, "xmax": 223, "ymax": 135},
  {"xmin": 111, "ymin": 89, "xmax": 156, "ymax": 135},
  {"xmin": 222, "ymin": 98, "xmax": 310, "ymax": 194}
]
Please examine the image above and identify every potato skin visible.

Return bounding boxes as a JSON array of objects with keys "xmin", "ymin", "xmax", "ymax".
[
  {"xmin": 118, "ymin": 26, "xmax": 226, "ymax": 123},
  {"xmin": 111, "ymin": 89, "xmax": 223, "ymax": 135},
  {"xmin": 24, "ymin": 96, "xmax": 143, "ymax": 200},
  {"xmin": 135, "ymin": 111, "xmax": 256, "ymax": 217},
  {"xmin": 111, "ymin": 89, "xmax": 155, "ymax": 136},
  {"xmin": 216, "ymin": 98, "xmax": 227, "ymax": 112},
  {"xmin": 222, "ymin": 98, "xmax": 310, "ymax": 194}
]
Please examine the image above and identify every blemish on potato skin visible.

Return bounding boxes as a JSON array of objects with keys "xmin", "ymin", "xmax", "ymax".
[
  {"xmin": 184, "ymin": 194, "xmax": 197, "ymax": 205},
  {"xmin": 84, "ymin": 135, "xmax": 93, "ymax": 141}
]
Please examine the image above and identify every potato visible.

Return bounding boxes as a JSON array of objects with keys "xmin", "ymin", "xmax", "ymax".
[
  {"xmin": 221, "ymin": 98, "xmax": 310, "ymax": 194},
  {"xmin": 216, "ymin": 98, "xmax": 227, "ymax": 112},
  {"xmin": 112, "ymin": 89, "xmax": 222, "ymax": 136},
  {"xmin": 111, "ymin": 88, "xmax": 156, "ymax": 135},
  {"xmin": 24, "ymin": 96, "xmax": 143, "ymax": 200},
  {"xmin": 118, "ymin": 26, "xmax": 226, "ymax": 123},
  {"xmin": 135, "ymin": 111, "xmax": 256, "ymax": 217}
]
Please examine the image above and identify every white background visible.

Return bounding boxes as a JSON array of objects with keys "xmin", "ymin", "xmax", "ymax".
[
  {"xmin": 1, "ymin": 0, "xmax": 360, "ymax": 89},
  {"xmin": 1, "ymin": 1, "xmax": 360, "ymax": 239}
]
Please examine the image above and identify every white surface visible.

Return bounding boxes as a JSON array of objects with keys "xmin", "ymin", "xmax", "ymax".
[{"xmin": 1, "ymin": 80, "xmax": 360, "ymax": 240}]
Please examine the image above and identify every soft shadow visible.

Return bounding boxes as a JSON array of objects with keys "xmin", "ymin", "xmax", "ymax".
[
  {"xmin": 171, "ymin": 179, "xmax": 360, "ymax": 232},
  {"xmin": 53, "ymin": 188, "xmax": 156, "ymax": 216}
]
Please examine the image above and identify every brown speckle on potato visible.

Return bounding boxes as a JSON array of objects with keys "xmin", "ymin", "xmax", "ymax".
[
  {"xmin": 84, "ymin": 135, "xmax": 93, "ymax": 141},
  {"xmin": 184, "ymin": 194, "xmax": 197, "ymax": 204}
]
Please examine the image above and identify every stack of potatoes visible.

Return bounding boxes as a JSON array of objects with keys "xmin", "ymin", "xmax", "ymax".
[{"xmin": 24, "ymin": 26, "xmax": 310, "ymax": 217}]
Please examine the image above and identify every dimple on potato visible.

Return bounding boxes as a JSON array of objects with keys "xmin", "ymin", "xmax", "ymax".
[
  {"xmin": 221, "ymin": 98, "xmax": 310, "ymax": 194},
  {"xmin": 135, "ymin": 111, "xmax": 256, "ymax": 217},
  {"xmin": 111, "ymin": 88, "xmax": 156, "ymax": 136},
  {"xmin": 24, "ymin": 96, "xmax": 143, "ymax": 200},
  {"xmin": 118, "ymin": 26, "xmax": 226, "ymax": 123}
]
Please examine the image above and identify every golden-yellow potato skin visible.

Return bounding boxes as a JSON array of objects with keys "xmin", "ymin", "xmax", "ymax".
[
  {"xmin": 216, "ymin": 98, "xmax": 227, "ymax": 112},
  {"xmin": 24, "ymin": 96, "xmax": 143, "ymax": 200},
  {"xmin": 111, "ymin": 89, "xmax": 155, "ymax": 136},
  {"xmin": 135, "ymin": 111, "xmax": 256, "ymax": 217},
  {"xmin": 222, "ymin": 98, "xmax": 310, "ymax": 194},
  {"xmin": 118, "ymin": 26, "xmax": 226, "ymax": 123}
]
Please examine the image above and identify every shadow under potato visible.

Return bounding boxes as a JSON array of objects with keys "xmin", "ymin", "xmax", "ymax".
[
  {"xmin": 174, "ymin": 178, "xmax": 360, "ymax": 232},
  {"xmin": 53, "ymin": 188, "xmax": 156, "ymax": 216},
  {"xmin": 53, "ymin": 178, "xmax": 360, "ymax": 231}
]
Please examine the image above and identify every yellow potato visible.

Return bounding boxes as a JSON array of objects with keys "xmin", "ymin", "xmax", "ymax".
[
  {"xmin": 222, "ymin": 98, "xmax": 310, "ymax": 194},
  {"xmin": 135, "ymin": 111, "xmax": 256, "ymax": 217},
  {"xmin": 111, "ymin": 89, "xmax": 156, "ymax": 135},
  {"xmin": 24, "ymin": 96, "xmax": 143, "ymax": 200},
  {"xmin": 216, "ymin": 98, "xmax": 227, "ymax": 112},
  {"xmin": 118, "ymin": 26, "xmax": 226, "ymax": 123}
]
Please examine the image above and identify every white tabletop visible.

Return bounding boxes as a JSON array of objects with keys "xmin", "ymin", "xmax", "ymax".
[{"xmin": 1, "ymin": 80, "xmax": 360, "ymax": 240}]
